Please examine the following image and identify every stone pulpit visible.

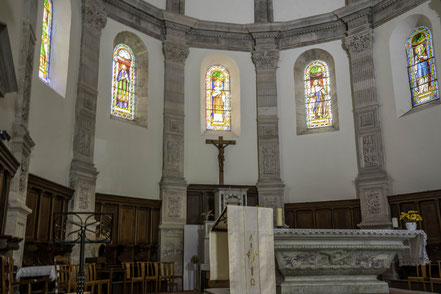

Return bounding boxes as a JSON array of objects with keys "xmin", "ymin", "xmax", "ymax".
[{"xmin": 214, "ymin": 188, "xmax": 247, "ymax": 219}]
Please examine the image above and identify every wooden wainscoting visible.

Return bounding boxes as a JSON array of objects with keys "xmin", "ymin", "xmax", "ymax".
[
  {"xmin": 23, "ymin": 174, "xmax": 74, "ymax": 266},
  {"xmin": 285, "ymin": 199, "xmax": 362, "ymax": 229},
  {"xmin": 95, "ymin": 193, "xmax": 161, "ymax": 264},
  {"xmin": 285, "ymin": 189, "xmax": 441, "ymax": 260},
  {"xmin": 186, "ymin": 184, "xmax": 258, "ymax": 224},
  {"xmin": 389, "ymin": 190, "xmax": 441, "ymax": 260}
]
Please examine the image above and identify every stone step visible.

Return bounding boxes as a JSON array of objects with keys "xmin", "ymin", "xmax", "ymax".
[{"xmin": 390, "ymin": 287, "xmax": 437, "ymax": 294}]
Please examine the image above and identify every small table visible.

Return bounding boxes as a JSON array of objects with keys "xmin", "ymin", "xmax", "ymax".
[{"xmin": 16, "ymin": 265, "xmax": 57, "ymax": 281}]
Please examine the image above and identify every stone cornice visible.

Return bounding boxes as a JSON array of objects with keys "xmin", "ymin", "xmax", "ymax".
[{"xmin": 103, "ymin": 0, "xmax": 427, "ymax": 51}]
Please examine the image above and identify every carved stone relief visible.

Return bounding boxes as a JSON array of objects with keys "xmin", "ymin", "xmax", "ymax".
[
  {"xmin": 361, "ymin": 135, "xmax": 378, "ymax": 168},
  {"xmin": 79, "ymin": 119, "xmax": 93, "ymax": 157},
  {"xmin": 166, "ymin": 140, "xmax": 181, "ymax": 172},
  {"xmin": 163, "ymin": 41, "xmax": 189, "ymax": 64},
  {"xmin": 282, "ymin": 250, "xmax": 390, "ymax": 268},
  {"xmin": 78, "ymin": 185, "xmax": 90, "ymax": 210},
  {"xmin": 18, "ymin": 156, "xmax": 30, "ymax": 192},
  {"xmin": 82, "ymin": 0, "xmax": 107, "ymax": 32},
  {"xmin": 261, "ymin": 195, "xmax": 279, "ymax": 209},
  {"xmin": 366, "ymin": 190, "xmax": 381, "ymax": 214},
  {"xmin": 345, "ymin": 31, "xmax": 373, "ymax": 54},
  {"xmin": 262, "ymin": 144, "xmax": 278, "ymax": 174},
  {"xmin": 252, "ymin": 48, "xmax": 279, "ymax": 70},
  {"xmin": 167, "ymin": 195, "xmax": 181, "ymax": 218},
  {"xmin": 359, "ymin": 111, "xmax": 375, "ymax": 128}
]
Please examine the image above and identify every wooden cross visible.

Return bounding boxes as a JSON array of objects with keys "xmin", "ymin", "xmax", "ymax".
[{"xmin": 206, "ymin": 136, "xmax": 236, "ymax": 185}]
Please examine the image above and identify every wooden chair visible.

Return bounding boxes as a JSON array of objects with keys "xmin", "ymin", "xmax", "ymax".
[
  {"xmin": 158, "ymin": 262, "xmax": 173, "ymax": 292},
  {"xmin": 169, "ymin": 262, "xmax": 183, "ymax": 292},
  {"xmin": 121, "ymin": 262, "xmax": 145, "ymax": 294},
  {"xmin": 145, "ymin": 262, "xmax": 159, "ymax": 293},
  {"xmin": 1, "ymin": 256, "xmax": 50, "ymax": 294},
  {"xmin": 430, "ymin": 260, "xmax": 441, "ymax": 293},
  {"xmin": 85, "ymin": 263, "xmax": 111, "ymax": 294},
  {"xmin": 54, "ymin": 255, "xmax": 71, "ymax": 293},
  {"xmin": 408, "ymin": 264, "xmax": 428, "ymax": 292}
]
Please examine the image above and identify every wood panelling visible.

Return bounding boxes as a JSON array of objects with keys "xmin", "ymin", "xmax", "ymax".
[
  {"xmin": 0, "ymin": 141, "xmax": 19, "ymax": 235},
  {"xmin": 186, "ymin": 184, "xmax": 258, "ymax": 224},
  {"xmin": 285, "ymin": 189, "xmax": 441, "ymax": 261},
  {"xmin": 95, "ymin": 193, "xmax": 161, "ymax": 264},
  {"xmin": 23, "ymin": 174, "xmax": 74, "ymax": 266},
  {"xmin": 285, "ymin": 199, "xmax": 361, "ymax": 230}
]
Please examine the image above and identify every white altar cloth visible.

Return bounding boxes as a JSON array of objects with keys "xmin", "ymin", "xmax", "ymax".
[{"xmin": 16, "ymin": 265, "xmax": 57, "ymax": 281}]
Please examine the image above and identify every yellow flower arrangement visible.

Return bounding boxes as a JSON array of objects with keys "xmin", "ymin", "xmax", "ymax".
[{"xmin": 400, "ymin": 210, "xmax": 423, "ymax": 223}]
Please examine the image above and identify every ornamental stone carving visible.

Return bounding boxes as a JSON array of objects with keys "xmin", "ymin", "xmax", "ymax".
[
  {"xmin": 282, "ymin": 250, "xmax": 390, "ymax": 268},
  {"xmin": 262, "ymin": 144, "xmax": 278, "ymax": 174},
  {"xmin": 261, "ymin": 195, "xmax": 279, "ymax": 209},
  {"xmin": 19, "ymin": 156, "xmax": 30, "ymax": 192},
  {"xmin": 79, "ymin": 119, "xmax": 93, "ymax": 157},
  {"xmin": 166, "ymin": 140, "xmax": 181, "ymax": 172},
  {"xmin": 361, "ymin": 134, "xmax": 378, "ymax": 167},
  {"xmin": 167, "ymin": 195, "xmax": 181, "ymax": 218},
  {"xmin": 163, "ymin": 41, "xmax": 189, "ymax": 64},
  {"xmin": 82, "ymin": 0, "xmax": 107, "ymax": 32},
  {"xmin": 345, "ymin": 31, "xmax": 373, "ymax": 54},
  {"xmin": 78, "ymin": 185, "xmax": 90, "ymax": 209},
  {"xmin": 252, "ymin": 49, "xmax": 279, "ymax": 70},
  {"xmin": 366, "ymin": 190, "xmax": 381, "ymax": 214}
]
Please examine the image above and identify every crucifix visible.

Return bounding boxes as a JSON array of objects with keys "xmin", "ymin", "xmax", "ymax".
[{"xmin": 206, "ymin": 136, "xmax": 236, "ymax": 185}]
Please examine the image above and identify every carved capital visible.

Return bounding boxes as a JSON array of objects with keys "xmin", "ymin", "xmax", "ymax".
[
  {"xmin": 81, "ymin": 0, "xmax": 107, "ymax": 32},
  {"xmin": 344, "ymin": 30, "xmax": 373, "ymax": 54},
  {"xmin": 163, "ymin": 41, "xmax": 189, "ymax": 64},
  {"xmin": 252, "ymin": 48, "xmax": 279, "ymax": 70}
]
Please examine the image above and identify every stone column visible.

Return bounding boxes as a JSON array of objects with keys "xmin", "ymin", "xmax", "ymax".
[
  {"xmin": 251, "ymin": 35, "xmax": 285, "ymax": 223},
  {"xmin": 254, "ymin": 0, "xmax": 274, "ymax": 23},
  {"xmin": 159, "ymin": 24, "xmax": 189, "ymax": 277},
  {"xmin": 343, "ymin": 16, "xmax": 391, "ymax": 229},
  {"xmin": 4, "ymin": 0, "xmax": 38, "ymax": 266},
  {"xmin": 68, "ymin": 0, "xmax": 106, "ymax": 260}
]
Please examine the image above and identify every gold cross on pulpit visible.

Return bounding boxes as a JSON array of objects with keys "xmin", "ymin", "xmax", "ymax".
[{"xmin": 205, "ymin": 136, "xmax": 236, "ymax": 185}]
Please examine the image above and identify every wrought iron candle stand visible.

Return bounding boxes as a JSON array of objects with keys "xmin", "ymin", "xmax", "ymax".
[{"xmin": 54, "ymin": 212, "xmax": 113, "ymax": 294}]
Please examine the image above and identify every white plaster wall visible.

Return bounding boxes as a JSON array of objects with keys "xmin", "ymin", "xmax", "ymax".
[
  {"xmin": 95, "ymin": 19, "xmax": 164, "ymax": 199},
  {"xmin": 279, "ymin": 40, "xmax": 358, "ymax": 203},
  {"xmin": 185, "ymin": 48, "xmax": 258, "ymax": 185},
  {"xmin": 142, "ymin": 0, "xmax": 166, "ymax": 10},
  {"xmin": 374, "ymin": 0, "xmax": 441, "ymax": 195},
  {"xmin": 27, "ymin": 0, "xmax": 80, "ymax": 186},
  {"xmin": 274, "ymin": 0, "xmax": 345, "ymax": 22},
  {"xmin": 0, "ymin": 0, "xmax": 25, "ymax": 136},
  {"xmin": 185, "ymin": 0, "xmax": 254, "ymax": 24}
]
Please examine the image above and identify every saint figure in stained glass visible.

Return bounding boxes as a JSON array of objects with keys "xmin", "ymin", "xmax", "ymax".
[
  {"xmin": 111, "ymin": 44, "xmax": 135, "ymax": 120},
  {"xmin": 206, "ymin": 65, "xmax": 231, "ymax": 131},
  {"xmin": 406, "ymin": 26, "xmax": 439, "ymax": 106},
  {"xmin": 39, "ymin": 0, "xmax": 53, "ymax": 82},
  {"xmin": 304, "ymin": 61, "xmax": 332, "ymax": 129}
]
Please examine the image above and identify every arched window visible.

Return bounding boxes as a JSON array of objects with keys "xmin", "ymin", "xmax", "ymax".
[
  {"xmin": 406, "ymin": 26, "xmax": 439, "ymax": 107},
  {"xmin": 206, "ymin": 65, "xmax": 231, "ymax": 131},
  {"xmin": 111, "ymin": 44, "xmax": 136, "ymax": 120},
  {"xmin": 39, "ymin": 0, "xmax": 53, "ymax": 82},
  {"xmin": 304, "ymin": 60, "xmax": 332, "ymax": 129}
]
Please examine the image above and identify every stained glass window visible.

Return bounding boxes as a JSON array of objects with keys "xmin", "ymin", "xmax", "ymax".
[
  {"xmin": 39, "ymin": 0, "xmax": 53, "ymax": 82},
  {"xmin": 206, "ymin": 65, "xmax": 231, "ymax": 131},
  {"xmin": 406, "ymin": 26, "xmax": 439, "ymax": 107},
  {"xmin": 111, "ymin": 44, "xmax": 135, "ymax": 120},
  {"xmin": 304, "ymin": 60, "xmax": 332, "ymax": 129}
]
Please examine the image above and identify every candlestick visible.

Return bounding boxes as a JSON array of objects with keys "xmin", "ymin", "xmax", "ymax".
[
  {"xmin": 392, "ymin": 217, "xmax": 399, "ymax": 229},
  {"xmin": 276, "ymin": 208, "xmax": 283, "ymax": 227}
]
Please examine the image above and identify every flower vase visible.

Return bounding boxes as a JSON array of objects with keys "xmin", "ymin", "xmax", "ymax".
[{"xmin": 406, "ymin": 222, "xmax": 417, "ymax": 231}]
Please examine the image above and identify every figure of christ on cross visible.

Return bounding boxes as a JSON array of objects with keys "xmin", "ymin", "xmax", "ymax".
[{"xmin": 206, "ymin": 136, "xmax": 236, "ymax": 185}]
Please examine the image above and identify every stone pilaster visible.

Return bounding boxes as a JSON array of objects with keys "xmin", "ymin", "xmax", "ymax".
[
  {"xmin": 166, "ymin": 0, "xmax": 185, "ymax": 14},
  {"xmin": 251, "ymin": 35, "xmax": 285, "ymax": 223},
  {"xmin": 254, "ymin": 0, "xmax": 274, "ymax": 23},
  {"xmin": 68, "ymin": 0, "xmax": 106, "ymax": 261},
  {"xmin": 4, "ymin": 0, "xmax": 38, "ymax": 266},
  {"xmin": 159, "ymin": 23, "xmax": 189, "ymax": 278},
  {"xmin": 343, "ymin": 15, "xmax": 391, "ymax": 229}
]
